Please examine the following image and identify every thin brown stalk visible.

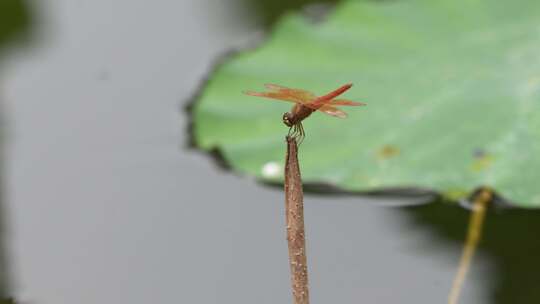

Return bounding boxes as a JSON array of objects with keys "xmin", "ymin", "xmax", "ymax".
[
  {"xmin": 448, "ymin": 188, "xmax": 492, "ymax": 304},
  {"xmin": 284, "ymin": 136, "xmax": 309, "ymax": 304}
]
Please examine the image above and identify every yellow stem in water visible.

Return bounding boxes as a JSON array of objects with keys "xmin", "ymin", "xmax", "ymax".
[{"xmin": 448, "ymin": 188, "xmax": 492, "ymax": 304}]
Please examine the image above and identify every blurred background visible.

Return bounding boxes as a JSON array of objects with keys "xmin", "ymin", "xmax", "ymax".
[{"xmin": 1, "ymin": 1, "xmax": 539, "ymax": 303}]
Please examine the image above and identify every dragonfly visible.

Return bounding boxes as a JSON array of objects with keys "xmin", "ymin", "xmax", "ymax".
[{"xmin": 244, "ymin": 83, "xmax": 365, "ymax": 141}]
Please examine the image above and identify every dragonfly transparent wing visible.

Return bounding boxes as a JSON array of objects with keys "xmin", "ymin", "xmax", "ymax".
[
  {"xmin": 264, "ymin": 84, "xmax": 317, "ymax": 104},
  {"xmin": 318, "ymin": 104, "xmax": 347, "ymax": 118},
  {"xmin": 243, "ymin": 90, "xmax": 300, "ymax": 104}
]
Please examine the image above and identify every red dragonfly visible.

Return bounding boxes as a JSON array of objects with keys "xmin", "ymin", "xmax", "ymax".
[{"xmin": 244, "ymin": 83, "xmax": 365, "ymax": 139}]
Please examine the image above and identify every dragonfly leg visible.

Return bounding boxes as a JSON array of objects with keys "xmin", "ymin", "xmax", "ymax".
[
  {"xmin": 287, "ymin": 123, "xmax": 305, "ymax": 144},
  {"xmin": 297, "ymin": 123, "xmax": 305, "ymax": 145},
  {"xmin": 288, "ymin": 125, "xmax": 295, "ymax": 137}
]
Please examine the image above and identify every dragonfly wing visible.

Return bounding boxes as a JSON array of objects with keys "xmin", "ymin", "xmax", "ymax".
[
  {"xmin": 306, "ymin": 96, "xmax": 335, "ymax": 109},
  {"xmin": 264, "ymin": 83, "xmax": 292, "ymax": 91},
  {"xmin": 264, "ymin": 83, "xmax": 317, "ymax": 104},
  {"xmin": 318, "ymin": 104, "xmax": 347, "ymax": 118},
  {"xmin": 331, "ymin": 99, "xmax": 366, "ymax": 106},
  {"xmin": 243, "ymin": 90, "xmax": 299, "ymax": 104}
]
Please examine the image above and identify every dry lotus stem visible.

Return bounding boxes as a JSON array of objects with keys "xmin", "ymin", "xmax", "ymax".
[{"xmin": 284, "ymin": 136, "xmax": 309, "ymax": 304}]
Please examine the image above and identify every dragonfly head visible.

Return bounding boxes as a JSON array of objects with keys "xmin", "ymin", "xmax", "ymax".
[{"xmin": 282, "ymin": 112, "xmax": 293, "ymax": 127}]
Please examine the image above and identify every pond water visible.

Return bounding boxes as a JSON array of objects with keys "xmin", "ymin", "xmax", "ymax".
[{"xmin": 0, "ymin": 1, "xmax": 508, "ymax": 303}]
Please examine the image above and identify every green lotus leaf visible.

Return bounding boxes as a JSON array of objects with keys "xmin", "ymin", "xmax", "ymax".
[{"xmin": 191, "ymin": 0, "xmax": 540, "ymax": 208}]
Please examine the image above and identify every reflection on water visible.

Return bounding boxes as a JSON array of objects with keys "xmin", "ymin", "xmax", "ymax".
[
  {"xmin": 402, "ymin": 201, "xmax": 540, "ymax": 304},
  {"xmin": 0, "ymin": 0, "xmax": 33, "ymax": 300}
]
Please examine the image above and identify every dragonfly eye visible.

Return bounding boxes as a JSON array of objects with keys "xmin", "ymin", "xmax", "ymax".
[{"xmin": 282, "ymin": 112, "xmax": 293, "ymax": 127}]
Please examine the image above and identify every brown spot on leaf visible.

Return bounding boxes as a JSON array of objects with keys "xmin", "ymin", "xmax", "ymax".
[{"xmin": 377, "ymin": 145, "xmax": 400, "ymax": 160}]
